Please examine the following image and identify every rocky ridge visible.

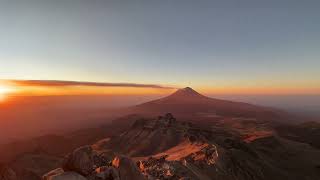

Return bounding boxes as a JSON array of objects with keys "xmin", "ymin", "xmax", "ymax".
[{"xmin": 41, "ymin": 114, "xmax": 220, "ymax": 180}]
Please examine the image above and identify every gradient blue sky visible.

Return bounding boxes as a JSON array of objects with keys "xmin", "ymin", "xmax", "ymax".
[{"xmin": 0, "ymin": 0, "xmax": 320, "ymax": 93}]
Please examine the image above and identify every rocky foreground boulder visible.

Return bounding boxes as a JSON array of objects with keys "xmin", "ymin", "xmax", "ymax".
[
  {"xmin": 62, "ymin": 146, "xmax": 95, "ymax": 176},
  {"xmin": 43, "ymin": 146, "xmax": 145, "ymax": 180}
]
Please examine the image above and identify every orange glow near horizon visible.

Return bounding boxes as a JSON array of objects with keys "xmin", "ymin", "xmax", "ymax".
[
  {"xmin": 7, "ymin": 85, "xmax": 320, "ymax": 96},
  {"xmin": 201, "ymin": 86, "xmax": 320, "ymax": 95},
  {"xmin": 3, "ymin": 85, "xmax": 176, "ymax": 96},
  {"xmin": 1, "ymin": 80, "xmax": 319, "ymax": 97}
]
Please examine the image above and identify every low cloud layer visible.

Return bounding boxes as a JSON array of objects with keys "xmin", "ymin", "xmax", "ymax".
[{"xmin": 4, "ymin": 79, "xmax": 175, "ymax": 89}]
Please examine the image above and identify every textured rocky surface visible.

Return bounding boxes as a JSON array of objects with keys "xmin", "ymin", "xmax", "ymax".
[{"xmin": 2, "ymin": 113, "xmax": 320, "ymax": 180}]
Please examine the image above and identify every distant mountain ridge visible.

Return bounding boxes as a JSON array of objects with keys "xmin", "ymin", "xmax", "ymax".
[{"xmin": 133, "ymin": 87, "xmax": 288, "ymax": 121}]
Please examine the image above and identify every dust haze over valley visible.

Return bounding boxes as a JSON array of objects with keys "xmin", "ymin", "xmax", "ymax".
[{"xmin": 1, "ymin": 91, "xmax": 319, "ymax": 144}]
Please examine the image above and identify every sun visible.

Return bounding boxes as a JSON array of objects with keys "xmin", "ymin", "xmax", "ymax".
[{"xmin": 0, "ymin": 85, "xmax": 14, "ymax": 102}]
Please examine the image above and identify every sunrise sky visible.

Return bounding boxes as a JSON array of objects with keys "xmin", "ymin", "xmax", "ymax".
[{"xmin": 1, "ymin": 0, "xmax": 320, "ymax": 96}]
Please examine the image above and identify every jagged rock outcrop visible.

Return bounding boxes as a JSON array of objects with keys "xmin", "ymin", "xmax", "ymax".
[{"xmin": 98, "ymin": 113, "xmax": 196, "ymax": 157}]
